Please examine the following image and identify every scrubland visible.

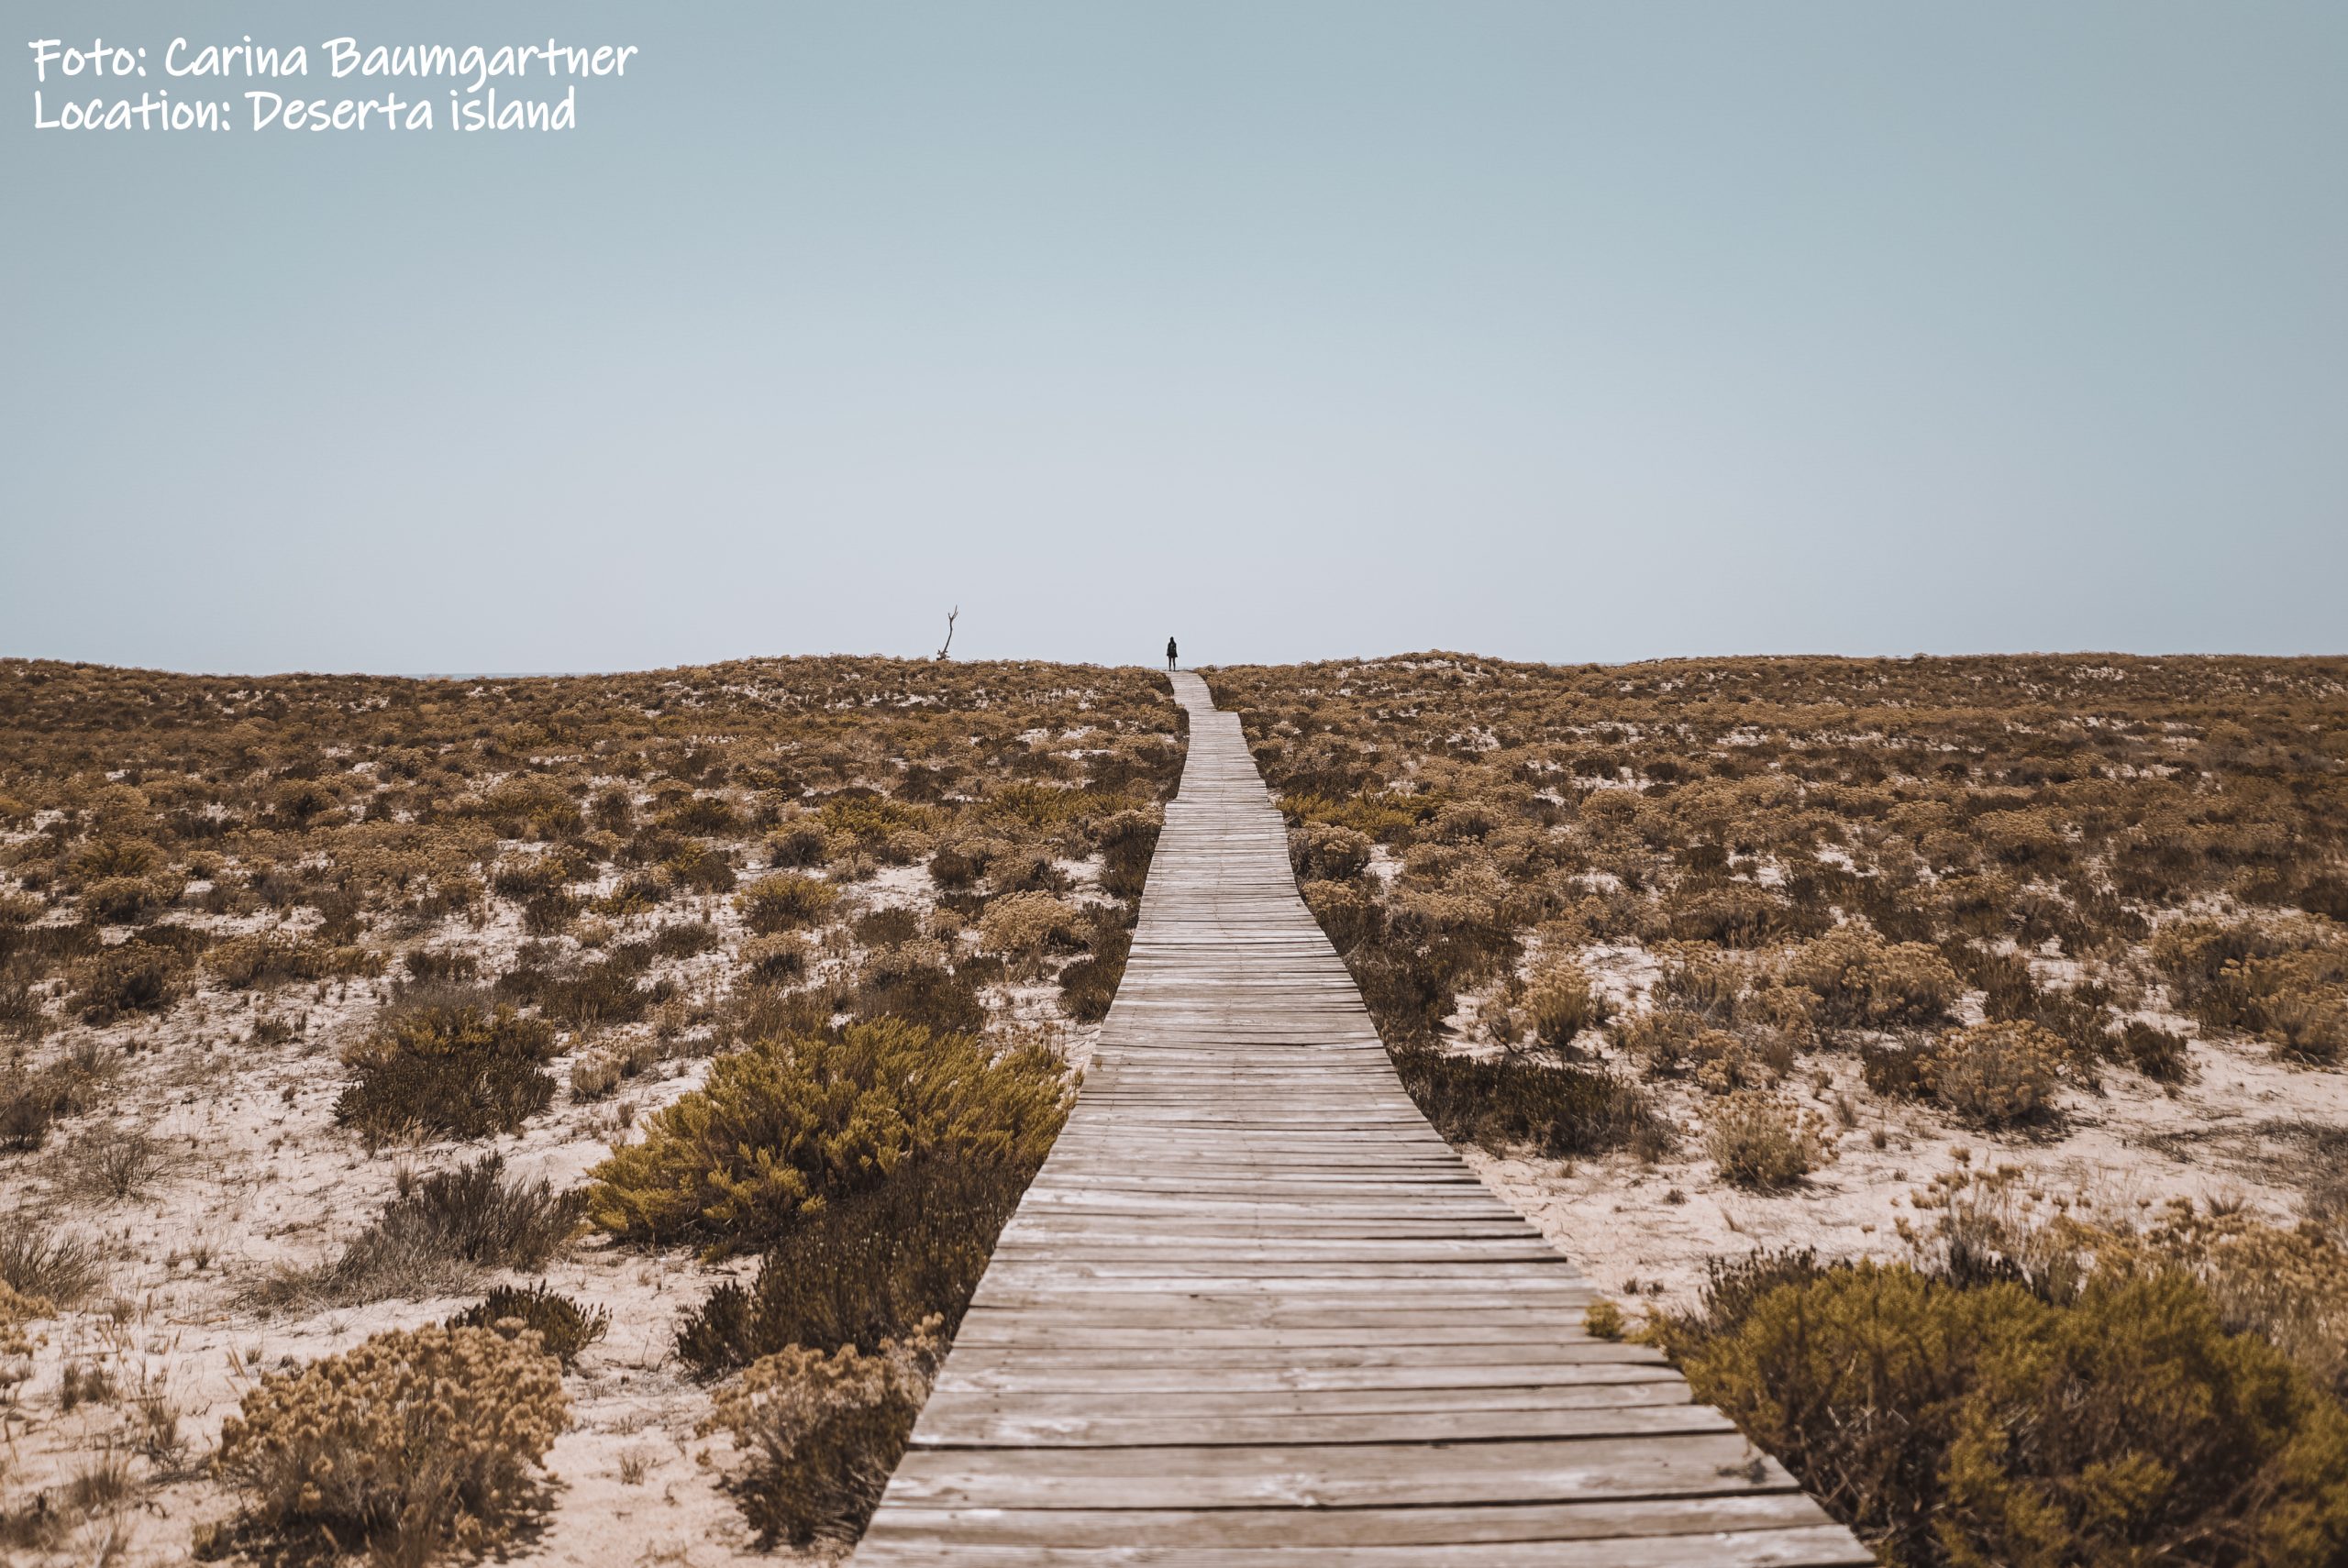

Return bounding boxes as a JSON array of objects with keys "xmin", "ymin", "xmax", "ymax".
[
  {"xmin": 1210, "ymin": 652, "xmax": 2348, "ymax": 1566},
  {"xmin": 0, "ymin": 656, "xmax": 1180, "ymax": 1565}
]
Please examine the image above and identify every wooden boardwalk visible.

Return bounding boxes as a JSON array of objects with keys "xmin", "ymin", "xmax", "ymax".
[{"xmin": 854, "ymin": 673, "xmax": 1869, "ymax": 1566}]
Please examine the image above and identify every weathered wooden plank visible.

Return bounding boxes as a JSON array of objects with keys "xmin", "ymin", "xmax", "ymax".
[{"xmin": 849, "ymin": 673, "xmax": 1864, "ymax": 1564}]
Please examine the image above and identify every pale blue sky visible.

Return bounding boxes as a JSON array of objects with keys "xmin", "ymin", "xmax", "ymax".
[{"xmin": 5, "ymin": 3, "xmax": 2342, "ymax": 673}]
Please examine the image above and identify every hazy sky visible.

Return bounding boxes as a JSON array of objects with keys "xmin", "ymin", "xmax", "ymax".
[{"xmin": 6, "ymin": 3, "xmax": 2342, "ymax": 674}]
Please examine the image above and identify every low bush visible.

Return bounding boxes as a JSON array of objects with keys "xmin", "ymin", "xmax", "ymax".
[
  {"xmin": 208, "ymin": 930, "xmax": 381, "ymax": 990},
  {"xmin": 1921, "ymin": 1021, "xmax": 2064, "ymax": 1128},
  {"xmin": 1781, "ymin": 928, "xmax": 1962, "ymax": 1029},
  {"xmin": 677, "ymin": 1156, "xmax": 1029, "ymax": 1375},
  {"xmin": 213, "ymin": 1322, "xmax": 570, "ymax": 1564},
  {"xmin": 975, "ymin": 891, "xmax": 1081, "ymax": 975},
  {"xmin": 1096, "ymin": 808, "xmax": 1162, "ymax": 899},
  {"xmin": 449, "ymin": 1283, "xmax": 610, "ymax": 1366},
  {"xmin": 1290, "ymin": 822, "xmax": 1374, "ymax": 882},
  {"xmin": 404, "ymin": 947, "xmax": 481, "ymax": 985},
  {"xmin": 0, "ymin": 1064, "xmax": 77, "ymax": 1151},
  {"xmin": 337, "ymin": 997, "xmax": 559, "ymax": 1143},
  {"xmin": 68, "ymin": 944, "xmax": 183, "ymax": 1021},
  {"xmin": 0, "ymin": 979, "xmax": 45, "ymax": 1040},
  {"xmin": 847, "ymin": 936, "xmax": 988, "ymax": 1037},
  {"xmin": 1391, "ymin": 1045, "xmax": 1670, "ymax": 1161},
  {"xmin": 587, "ymin": 1019, "xmax": 1067, "ymax": 1251},
  {"xmin": 289, "ymin": 1154, "xmax": 583, "ymax": 1306},
  {"xmin": 2118, "ymin": 1020, "xmax": 2193, "ymax": 1083},
  {"xmin": 1675, "ymin": 1262, "xmax": 2348, "ymax": 1567},
  {"xmin": 1057, "ymin": 933, "xmax": 1130, "ymax": 1024},
  {"xmin": 0, "ymin": 1223, "xmax": 106, "ymax": 1308},
  {"xmin": 738, "ymin": 933, "xmax": 810, "ymax": 984},
  {"xmin": 766, "ymin": 821, "xmax": 831, "ymax": 870},
  {"xmin": 1520, "ymin": 957, "xmax": 1608, "ymax": 1052},
  {"xmin": 0, "ymin": 1277, "xmax": 53, "ymax": 1357},
  {"xmin": 738, "ymin": 873, "xmax": 838, "ymax": 933},
  {"xmin": 699, "ymin": 1319, "xmax": 942, "ymax": 1548},
  {"xmin": 1703, "ymin": 1091, "xmax": 1837, "ymax": 1188}
]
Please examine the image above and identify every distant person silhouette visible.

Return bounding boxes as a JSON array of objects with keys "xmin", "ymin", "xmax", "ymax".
[{"xmin": 1166, "ymin": 636, "xmax": 1179, "ymax": 671}]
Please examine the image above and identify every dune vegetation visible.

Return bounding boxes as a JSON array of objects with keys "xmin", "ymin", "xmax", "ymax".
[
  {"xmin": 1210, "ymin": 651, "xmax": 2348, "ymax": 1565},
  {"xmin": 0, "ymin": 655, "xmax": 1180, "ymax": 1563}
]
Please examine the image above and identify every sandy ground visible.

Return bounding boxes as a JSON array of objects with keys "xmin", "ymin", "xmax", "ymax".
[{"xmin": 1459, "ymin": 938, "xmax": 2348, "ymax": 1320}]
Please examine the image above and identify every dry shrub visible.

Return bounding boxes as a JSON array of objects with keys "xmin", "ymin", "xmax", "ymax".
[
  {"xmin": 1921, "ymin": 1021, "xmax": 2065, "ymax": 1128},
  {"xmin": 64, "ymin": 1122, "xmax": 166, "ymax": 1200},
  {"xmin": 2119, "ymin": 1020, "xmax": 2193, "ymax": 1083},
  {"xmin": 1, "ymin": 1277, "xmax": 54, "ymax": 1357},
  {"xmin": 0, "ymin": 1058, "xmax": 93, "ymax": 1151},
  {"xmin": 849, "ymin": 938, "xmax": 988, "ymax": 1037},
  {"xmin": 0, "ymin": 1223, "xmax": 105, "ymax": 1307},
  {"xmin": 738, "ymin": 933, "xmax": 810, "ymax": 984},
  {"xmin": 1057, "ymin": 930, "xmax": 1131, "ymax": 1024},
  {"xmin": 213, "ymin": 1323, "xmax": 569, "ymax": 1564},
  {"xmin": 285, "ymin": 1154, "xmax": 583, "ymax": 1307},
  {"xmin": 1290, "ymin": 822, "xmax": 1373, "ymax": 882},
  {"xmin": 1095, "ymin": 807, "xmax": 1162, "ymax": 899},
  {"xmin": 68, "ymin": 944, "xmax": 183, "ymax": 1022},
  {"xmin": 2153, "ymin": 917, "xmax": 2348, "ymax": 1064},
  {"xmin": 84, "ymin": 873, "xmax": 176, "ymax": 923},
  {"xmin": 765, "ymin": 820, "xmax": 832, "ymax": 870},
  {"xmin": 1391, "ymin": 1045, "xmax": 1670, "ymax": 1161},
  {"xmin": 1782, "ymin": 928, "xmax": 1962, "ymax": 1029},
  {"xmin": 676, "ymin": 1155, "xmax": 1028, "ymax": 1375},
  {"xmin": 448, "ymin": 1283, "xmax": 610, "ymax": 1367},
  {"xmin": 1518, "ymin": 956, "xmax": 1607, "ymax": 1051},
  {"xmin": 1703, "ymin": 1091, "xmax": 1837, "ymax": 1188},
  {"xmin": 1666, "ymin": 880, "xmax": 1794, "ymax": 947},
  {"xmin": 737, "ymin": 873, "xmax": 838, "ymax": 934},
  {"xmin": 975, "ymin": 891, "xmax": 1081, "ymax": 974},
  {"xmin": 337, "ymin": 998, "xmax": 558, "ymax": 1143},
  {"xmin": 1676, "ymin": 1262, "xmax": 2348, "ymax": 1568},
  {"xmin": 209, "ymin": 930, "xmax": 379, "ymax": 989},
  {"xmin": 2082, "ymin": 1204, "xmax": 2348, "ymax": 1399},
  {"xmin": 568, "ymin": 1050, "xmax": 623, "ymax": 1101},
  {"xmin": 700, "ymin": 1318, "xmax": 942, "ymax": 1548},
  {"xmin": 587, "ymin": 1019, "xmax": 1067, "ymax": 1251}
]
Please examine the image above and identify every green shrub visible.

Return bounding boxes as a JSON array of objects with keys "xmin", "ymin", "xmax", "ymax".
[
  {"xmin": 337, "ymin": 999, "xmax": 559, "ymax": 1143},
  {"xmin": 587, "ymin": 1019, "xmax": 1066, "ymax": 1251},
  {"xmin": 1678, "ymin": 1263, "xmax": 2348, "ymax": 1567},
  {"xmin": 699, "ymin": 1319, "xmax": 941, "ymax": 1548},
  {"xmin": 738, "ymin": 873, "xmax": 837, "ymax": 933},
  {"xmin": 676, "ymin": 1155, "xmax": 1028, "ymax": 1375},
  {"xmin": 1391, "ymin": 1045, "xmax": 1670, "ymax": 1161},
  {"xmin": 213, "ymin": 1323, "xmax": 569, "ymax": 1563},
  {"xmin": 449, "ymin": 1283, "xmax": 609, "ymax": 1366}
]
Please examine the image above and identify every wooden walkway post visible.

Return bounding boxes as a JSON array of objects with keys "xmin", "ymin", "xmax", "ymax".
[{"xmin": 854, "ymin": 673, "xmax": 1869, "ymax": 1565}]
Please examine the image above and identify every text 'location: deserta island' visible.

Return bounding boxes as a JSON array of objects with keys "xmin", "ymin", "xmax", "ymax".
[{"xmin": 27, "ymin": 36, "xmax": 640, "ymax": 133}]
